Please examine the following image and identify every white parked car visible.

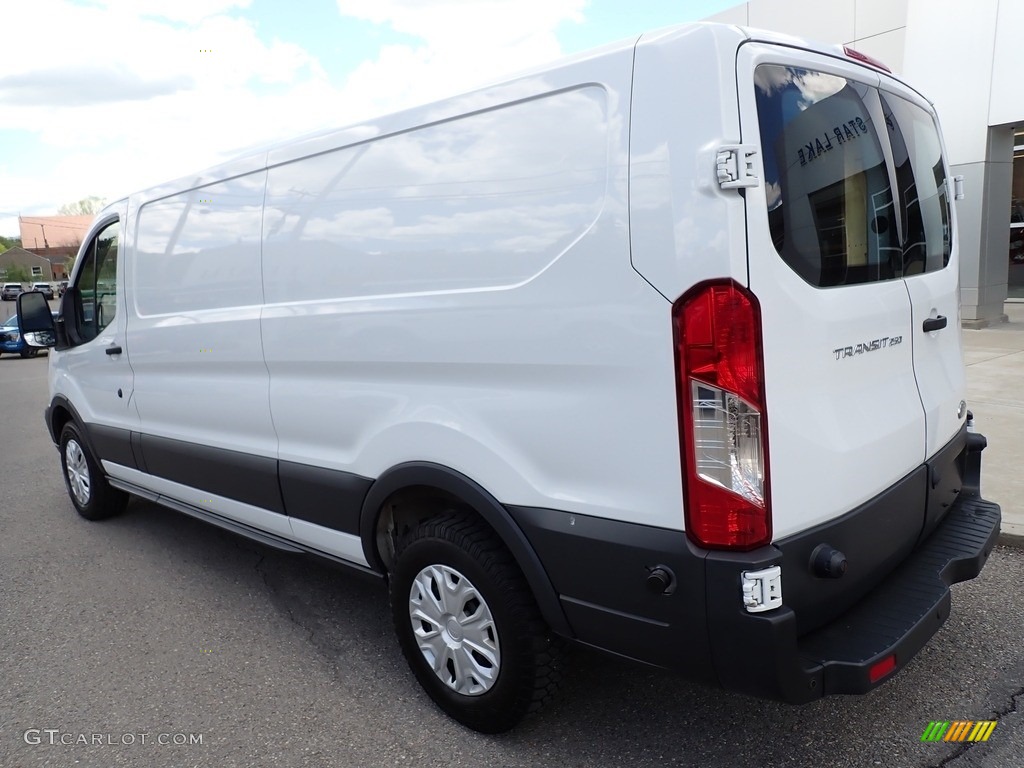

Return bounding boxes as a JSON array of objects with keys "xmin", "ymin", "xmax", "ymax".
[
  {"xmin": 32, "ymin": 282, "xmax": 55, "ymax": 300},
  {"xmin": 1, "ymin": 282, "xmax": 23, "ymax": 301},
  {"xmin": 17, "ymin": 22, "xmax": 1000, "ymax": 732}
]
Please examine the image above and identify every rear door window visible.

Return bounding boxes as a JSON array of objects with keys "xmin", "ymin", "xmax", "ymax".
[
  {"xmin": 754, "ymin": 65, "xmax": 951, "ymax": 288},
  {"xmin": 877, "ymin": 92, "xmax": 951, "ymax": 275}
]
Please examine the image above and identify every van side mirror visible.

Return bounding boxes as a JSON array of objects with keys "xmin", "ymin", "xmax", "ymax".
[{"xmin": 16, "ymin": 291, "xmax": 56, "ymax": 348}]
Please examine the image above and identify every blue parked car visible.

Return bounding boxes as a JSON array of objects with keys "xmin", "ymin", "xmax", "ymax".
[{"xmin": 0, "ymin": 312, "xmax": 56, "ymax": 358}]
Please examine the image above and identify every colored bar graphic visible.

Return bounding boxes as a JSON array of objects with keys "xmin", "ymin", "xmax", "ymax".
[
  {"xmin": 921, "ymin": 720, "xmax": 997, "ymax": 742},
  {"xmin": 945, "ymin": 721, "xmax": 971, "ymax": 741},
  {"xmin": 971, "ymin": 721, "xmax": 997, "ymax": 742}
]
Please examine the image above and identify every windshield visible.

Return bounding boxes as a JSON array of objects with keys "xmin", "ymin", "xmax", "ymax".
[{"xmin": 755, "ymin": 65, "xmax": 951, "ymax": 288}]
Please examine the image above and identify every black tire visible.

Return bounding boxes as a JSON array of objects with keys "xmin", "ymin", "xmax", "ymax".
[
  {"xmin": 20, "ymin": 349, "xmax": 38, "ymax": 358},
  {"xmin": 59, "ymin": 422, "xmax": 128, "ymax": 521},
  {"xmin": 390, "ymin": 511, "xmax": 562, "ymax": 733}
]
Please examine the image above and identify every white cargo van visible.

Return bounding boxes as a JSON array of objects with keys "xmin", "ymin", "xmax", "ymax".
[{"xmin": 18, "ymin": 22, "xmax": 1001, "ymax": 733}]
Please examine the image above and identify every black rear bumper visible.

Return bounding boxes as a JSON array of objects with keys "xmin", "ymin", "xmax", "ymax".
[
  {"xmin": 803, "ymin": 492, "xmax": 999, "ymax": 696},
  {"xmin": 705, "ymin": 488, "xmax": 1000, "ymax": 703},
  {"xmin": 510, "ymin": 428, "xmax": 1001, "ymax": 703}
]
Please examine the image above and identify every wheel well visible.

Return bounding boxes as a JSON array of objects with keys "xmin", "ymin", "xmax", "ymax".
[
  {"xmin": 373, "ymin": 485, "xmax": 468, "ymax": 572},
  {"xmin": 359, "ymin": 463, "xmax": 572, "ymax": 637},
  {"xmin": 49, "ymin": 404, "xmax": 74, "ymax": 444}
]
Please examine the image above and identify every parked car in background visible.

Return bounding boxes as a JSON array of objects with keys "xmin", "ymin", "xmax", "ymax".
[
  {"xmin": 1, "ymin": 283, "xmax": 24, "ymax": 301},
  {"xmin": 0, "ymin": 312, "xmax": 55, "ymax": 358},
  {"xmin": 32, "ymin": 282, "xmax": 55, "ymax": 300},
  {"xmin": 58, "ymin": 281, "xmax": 69, "ymax": 297}
]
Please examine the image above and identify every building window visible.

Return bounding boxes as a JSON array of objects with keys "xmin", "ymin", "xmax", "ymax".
[
  {"xmin": 31, "ymin": 266, "xmax": 43, "ymax": 277},
  {"xmin": 1010, "ymin": 130, "xmax": 1024, "ymax": 299}
]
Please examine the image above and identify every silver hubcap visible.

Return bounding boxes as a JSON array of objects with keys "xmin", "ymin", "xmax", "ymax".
[
  {"xmin": 409, "ymin": 564, "xmax": 500, "ymax": 696},
  {"xmin": 65, "ymin": 439, "xmax": 91, "ymax": 507}
]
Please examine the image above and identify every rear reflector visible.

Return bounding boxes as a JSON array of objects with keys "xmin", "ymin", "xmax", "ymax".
[
  {"xmin": 869, "ymin": 654, "xmax": 897, "ymax": 683},
  {"xmin": 673, "ymin": 281, "xmax": 771, "ymax": 550}
]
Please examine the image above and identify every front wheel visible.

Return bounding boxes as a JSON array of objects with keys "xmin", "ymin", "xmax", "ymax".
[
  {"xmin": 390, "ymin": 511, "xmax": 562, "ymax": 733},
  {"xmin": 59, "ymin": 422, "xmax": 128, "ymax": 521}
]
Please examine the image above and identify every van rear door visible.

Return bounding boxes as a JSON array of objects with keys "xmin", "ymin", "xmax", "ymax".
[
  {"xmin": 736, "ymin": 45, "xmax": 929, "ymax": 543},
  {"xmin": 873, "ymin": 78, "xmax": 965, "ymax": 464}
]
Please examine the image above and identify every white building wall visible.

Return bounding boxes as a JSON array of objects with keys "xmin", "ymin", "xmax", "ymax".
[
  {"xmin": 990, "ymin": 1, "xmax": 1024, "ymax": 127},
  {"xmin": 902, "ymin": 0, "xmax": 1014, "ymax": 322},
  {"xmin": 748, "ymin": 0, "xmax": 855, "ymax": 43},
  {"xmin": 902, "ymin": 0, "xmax": 997, "ymax": 164},
  {"xmin": 709, "ymin": 0, "xmax": 908, "ymax": 70}
]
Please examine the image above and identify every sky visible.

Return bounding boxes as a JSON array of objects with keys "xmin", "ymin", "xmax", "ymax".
[{"xmin": 0, "ymin": 0, "xmax": 744, "ymax": 237}]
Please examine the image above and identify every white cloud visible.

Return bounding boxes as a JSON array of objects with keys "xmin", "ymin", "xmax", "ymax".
[
  {"xmin": 336, "ymin": 0, "xmax": 585, "ymax": 45},
  {"xmin": 0, "ymin": 0, "xmax": 334, "ymax": 231},
  {"xmin": 335, "ymin": 0, "xmax": 587, "ymax": 117},
  {"xmin": 91, "ymin": 0, "xmax": 254, "ymax": 25},
  {"xmin": 0, "ymin": 0, "xmax": 587, "ymax": 235},
  {"xmin": 0, "ymin": 66, "xmax": 192, "ymax": 107}
]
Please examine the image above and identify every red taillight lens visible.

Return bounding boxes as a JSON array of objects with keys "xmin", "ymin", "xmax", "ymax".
[{"xmin": 673, "ymin": 281, "xmax": 771, "ymax": 550}]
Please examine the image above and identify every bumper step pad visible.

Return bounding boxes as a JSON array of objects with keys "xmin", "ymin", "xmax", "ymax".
[{"xmin": 798, "ymin": 493, "xmax": 1001, "ymax": 694}]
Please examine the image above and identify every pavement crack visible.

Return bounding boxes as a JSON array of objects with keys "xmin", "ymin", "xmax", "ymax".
[
  {"xmin": 926, "ymin": 686, "xmax": 1024, "ymax": 768},
  {"xmin": 240, "ymin": 539, "xmax": 318, "ymax": 646}
]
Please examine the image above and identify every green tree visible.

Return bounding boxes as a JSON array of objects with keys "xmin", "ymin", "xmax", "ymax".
[
  {"xmin": 2, "ymin": 265, "xmax": 31, "ymax": 283},
  {"xmin": 58, "ymin": 197, "xmax": 107, "ymax": 216}
]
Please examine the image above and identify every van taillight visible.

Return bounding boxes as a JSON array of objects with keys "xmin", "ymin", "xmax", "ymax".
[{"xmin": 673, "ymin": 280, "xmax": 771, "ymax": 550}]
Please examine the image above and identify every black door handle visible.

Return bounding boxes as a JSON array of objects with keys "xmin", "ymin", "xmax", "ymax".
[
  {"xmin": 105, "ymin": 345, "xmax": 123, "ymax": 355},
  {"xmin": 923, "ymin": 316, "xmax": 948, "ymax": 332}
]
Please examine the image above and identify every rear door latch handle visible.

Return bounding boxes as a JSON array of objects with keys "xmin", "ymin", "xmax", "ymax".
[
  {"xmin": 922, "ymin": 316, "xmax": 947, "ymax": 332},
  {"xmin": 105, "ymin": 345, "xmax": 123, "ymax": 355}
]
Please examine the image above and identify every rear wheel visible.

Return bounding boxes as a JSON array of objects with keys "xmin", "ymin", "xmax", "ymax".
[
  {"xmin": 59, "ymin": 422, "xmax": 128, "ymax": 521},
  {"xmin": 390, "ymin": 511, "xmax": 561, "ymax": 733}
]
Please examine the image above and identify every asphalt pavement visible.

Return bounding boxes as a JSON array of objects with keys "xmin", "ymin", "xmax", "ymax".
[{"xmin": 0, "ymin": 321, "xmax": 1022, "ymax": 768}]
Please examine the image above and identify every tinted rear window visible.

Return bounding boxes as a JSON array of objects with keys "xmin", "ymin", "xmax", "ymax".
[{"xmin": 755, "ymin": 65, "xmax": 951, "ymax": 287}]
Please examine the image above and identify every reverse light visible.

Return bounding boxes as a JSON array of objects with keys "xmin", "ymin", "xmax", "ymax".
[{"xmin": 673, "ymin": 281, "xmax": 771, "ymax": 550}]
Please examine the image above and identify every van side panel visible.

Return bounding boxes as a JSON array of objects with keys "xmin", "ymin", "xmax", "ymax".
[
  {"xmin": 263, "ymin": 86, "xmax": 608, "ymax": 300},
  {"xmin": 629, "ymin": 24, "xmax": 750, "ymax": 300},
  {"xmin": 260, "ymin": 52, "xmax": 685, "ymax": 531},
  {"xmin": 123, "ymin": 171, "xmax": 284, "ymax": 533}
]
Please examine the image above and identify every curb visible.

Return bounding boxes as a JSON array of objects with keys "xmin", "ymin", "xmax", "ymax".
[{"xmin": 997, "ymin": 532, "xmax": 1024, "ymax": 550}]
